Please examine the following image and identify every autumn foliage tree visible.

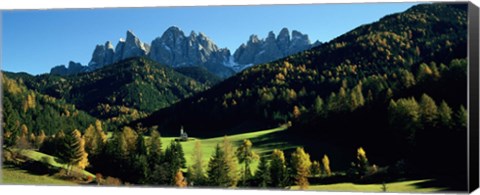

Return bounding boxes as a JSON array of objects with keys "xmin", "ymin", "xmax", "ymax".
[
  {"xmin": 189, "ymin": 140, "xmax": 207, "ymax": 185},
  {"xmin": 61, "ymin": 129, "xmax": 89, "ymax": 170},
  {"xmin": 352, "ymin": 147, "xmax": 369, "ymax": 177},
  {"xmin": 34, "ymin": 130, "xmax": 46, "ymax": 149},
  {"xmin": 322, "ymin": 154, "xmax": 332, "ymax": 177},
  {"xmin": 290, "ymin": 147, "xmax": 312, "ymax": 190},
  {"xmin": 235, "ymin": 139, "xmax": 259, "ymax": 186},
  {"xmin": 222, "ymin": 136, "xmax": 239, "ymax": 187},
  {"xmin": 269, "ymin": 149, "xmax": 288, "ymax": 188},
  {"xmin": 83, "ymin": 122, "xmax": 106, "ymax": 157},
  {"xmin": 15, "ymin": 124, "xmax": 31, "ymax": 149},
  {"xmin": 419, "ymin": 93, "xmax": 438, "ymax": 127},
  {"xmin": 310, "ymin": 161, "xmax": 321, "ymax": 177},
  {"xmin": 175, "ymin": 170, "xmax": 187, "ymax": 187},
  {"xmin": 437, "ymin": 101, "xmax": 453, "ymax": 128}
]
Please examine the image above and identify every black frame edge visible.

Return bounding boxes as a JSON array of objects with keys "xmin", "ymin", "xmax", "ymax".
[{"xmin": 468, "ymin": 1, "xmax": 480, "ymax": 193}]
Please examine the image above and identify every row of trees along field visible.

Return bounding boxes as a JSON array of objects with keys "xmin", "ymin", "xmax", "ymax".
[{"xmin": 7, "ymin": 118, "xmax": 381, "ymax": 189}]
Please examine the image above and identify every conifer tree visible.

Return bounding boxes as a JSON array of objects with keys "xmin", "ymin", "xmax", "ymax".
[
  {"xmin": 322, "ymin": 154, "xmax": 332, "ymax": 176},
  {"xmin": 349, "ymin": 84, "xmax": 365, "ymax": 111},
  {"xmin": 236, "ymin": 139, "xmax": 259, "ymax": 186},
  {"xmin": 15, "ymin": 124, "xmax": 31, "ymax": 149},
  {"xmin": 456, "ymin": 105, "xmax": 467, "ymax": 130},
  {"xmin": 29, "ymin": 133, "xmax": 36, "ymax": 145},
  {"xmin": 269, "ymin": 149, "xmax": 288, "ymax": 188},
  {"xmin": 388, "ymin": 97, "xmax": 421, "ymax": 144},
  {"xmin": 189, "ymin": 140, "xmax": 206, "ymax": 185},
  {"xmin": 135, "ymin": 135, "xmax": 148, "ymax": 156},
  {"xmin": 121, "ymin": 126, "xmax": 138, "ymax": 155},
  {"xmin": 437, "ymin": 101, "xmax": 453, "ymax": 128},
  {"xmin": 290, "ymin": 147, "xmax": 312, "ymax": 190},
  {"xmin": 149, "ymin": 130, "xmax": 163, "ymax": 167},
  {"xmin": 83, "ymin": 124, "xmax": 99, "ymax": 155},
  {"xmin": 255, "ymin": 155, "xmax": 270, "ymax": 188},
  {"xmin": 35, "ymin": 130, "xmax": 46, "ymax": 148},
  {"xmin": 310, "ymin": 161, "xmax": 321, "ymax": 177},
  {"xmin": 354, "ymin": 147, "xmax": 369, "ymax": 176},
  {"xmin": 207, "ymin": 144, "xmax": 229, "ymax": 187},
  {"xmin": 70, "ymin": 129, "xmax": 89, "ymax": 169},
  {"xmin": 175, "ymin": 170, "xmax": 187, "ymax": 187},
  {"xmin": 419, "ymin": 93, "xmax": 438, "ymax": 127},
  {"xmin": 222, "ymin": 136, "xmax": 239, "ymax": 187},
  {"xmin": 165, "ymin": 141, "xmax": 187, "ymax": 184},
  {"xmin": 313, "ymin": 96, "xmax": 326, "ymax": 117}
]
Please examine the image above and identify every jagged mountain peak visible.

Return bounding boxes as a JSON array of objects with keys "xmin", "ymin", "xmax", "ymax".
[
  {"xmin": 267, "ymin": 31, "xmax": 276, "ymax": 40},
  {"xmin": 112, "ymin": 30, "xmax": 149, "ymax": 63},
  {"xmin": 51, "ymin": 61, "xmax": 88, "ymax": 76},
  {"xmin": 106, "ymin": 41, "xmax": 114, "ymax": 49},
  {"xmin": 231, "ymin": 28, "xmax": 315, "ymax": 71},
  {"xmin": 52, "ymin": 26, "xmax": 317, "ymax": 77},
  {"xmin": 248, "ymin": 35, "xmax": 261, "ymax": 43},
  {"xmin": 126, "ymin": 29, "xmax": 136, "ymax": 38},
  {"xmin": 166, "ymin": 25, "xmax": 183, "ymax": 32},
  {"xmin": 279, "ymin": 27, "xmax": 290, "ymax": 36},
  {"xmin": 148, "ymin": 26, "xmax": 234, "ymax": 77},
  {"xmin": 189, "ymin": 31, "xmax": 197, "ymax": 38}
]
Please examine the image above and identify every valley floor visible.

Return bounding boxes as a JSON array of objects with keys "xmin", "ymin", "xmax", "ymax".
[
  {"xmin": 291, "ymin": 179, "xmax": 446, "ymax": 192},
  {"xmin": 0, "ymin": 127, "xmax": 458, "ymax": 192},
  {"xmin": 1, "ymin": 166, "xmax": 77, "ymax": 185},
  {"xmin": 159, "ymin": 125, "xmax": 295, "ymax": 170}
]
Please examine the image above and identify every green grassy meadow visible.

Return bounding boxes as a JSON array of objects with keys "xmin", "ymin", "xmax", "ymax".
[
  {"xmin": 1, "ymin": 166, "xmax": 77, "ymax": 185},
  {"xmin": 9, "ymin": 148, "xmax": 96, "ymax": 179},
  {"xmin": 159, "ymin": 125, "xmax": 295, "ymax": 171},
  {"xmin": 291, "ymin": 180, "xmax": 446, "ymax": 192},
  {"xmin": 2, "ymin": 128, "xmax": 451, "ymax": 193}
]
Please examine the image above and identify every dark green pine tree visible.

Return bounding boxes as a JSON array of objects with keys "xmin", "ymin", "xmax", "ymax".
[
  {"xmin": 58, "ymin": 131, "xmax": 75, "ymax": 164},
  {"xmin": 254, "ymin": 155, "xmax": 271, "ymax": 188},
  {"xmin": 456, "ymin": 105, "xmax": 467, "ymax": 130},
  {"xmin": 135, "ymin": 136, "xmax": 148, "ymax": 156},
  {"xmin": 130, "ymin": 133, "xmax": 149, "ymax": 184},
  {"xmin": 148, "ymin": 130, "xmax": 163, "ymax": 169},
  {"xmin": 164, "ymin": 141, "xmax": 187, "ymax": 184},
  {"xmin": 207, "ymin": 144, "xmax": 229, "ymax": 187},
  {"xmin": 176, "ymin": 142, "xmax": 187, "ymax": 169},
  {"xmin": 269, "ymin": 149, "xmax": 288, "ymax": 188},
  {"xmin": 132, "ymin": 154, "xmax": 149, "ymax": 184}
]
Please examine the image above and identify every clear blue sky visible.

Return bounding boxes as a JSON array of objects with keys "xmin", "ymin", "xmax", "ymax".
[{"xmin": 1, "ymin": 2, "xmax": 419, "ymax": 75}]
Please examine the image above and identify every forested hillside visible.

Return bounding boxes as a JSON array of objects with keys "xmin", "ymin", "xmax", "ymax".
[
  {"xmin": 1, "ymin": 3, "xmax": 470, "ymax": 191},
  {"xmin": 132, "ymin": 4, "xmax": 468, "ymax": 189},
  {"xmin": 136, "ymin": 4, "xmax": 467, "ymax": 137},
  {"xmin": 1, "ymin": 74, "xmax": 97, "ymax": 146},
  {"xmin": 4, "ymin": 57, "xmax": 216, "ymax": 127}
]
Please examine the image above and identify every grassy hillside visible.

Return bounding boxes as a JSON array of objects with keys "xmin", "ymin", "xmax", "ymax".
[
  {"xmin": 2, "ymin": 166, "xmax": 77, "ymax": 185},
  {"xmin": 291, "ymin": 179, "xmax": 445, "ymax": 192},
  {"xmin": 8, "ymin": 148, "xmax": 96, "ymax": 179},
  {"xmin": 162, "ymin": 126, "xmax": 293, "ymax": 170}
]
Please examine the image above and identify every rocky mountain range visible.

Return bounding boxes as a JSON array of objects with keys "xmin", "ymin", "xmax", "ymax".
[
  {"xmin": 50, "ymin": 27, "xmax": 320, "ymax": 77},
  {"xmin": 148, "ymin": 26, "xmax": 233, "ymax": 77},
  {"xmin": 50, "ymin": 61, "xmax": 88, "ymax": 76},
  {"xmin": 231, "ymin": 28, "xmax": 321, "ymax": 71}
]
